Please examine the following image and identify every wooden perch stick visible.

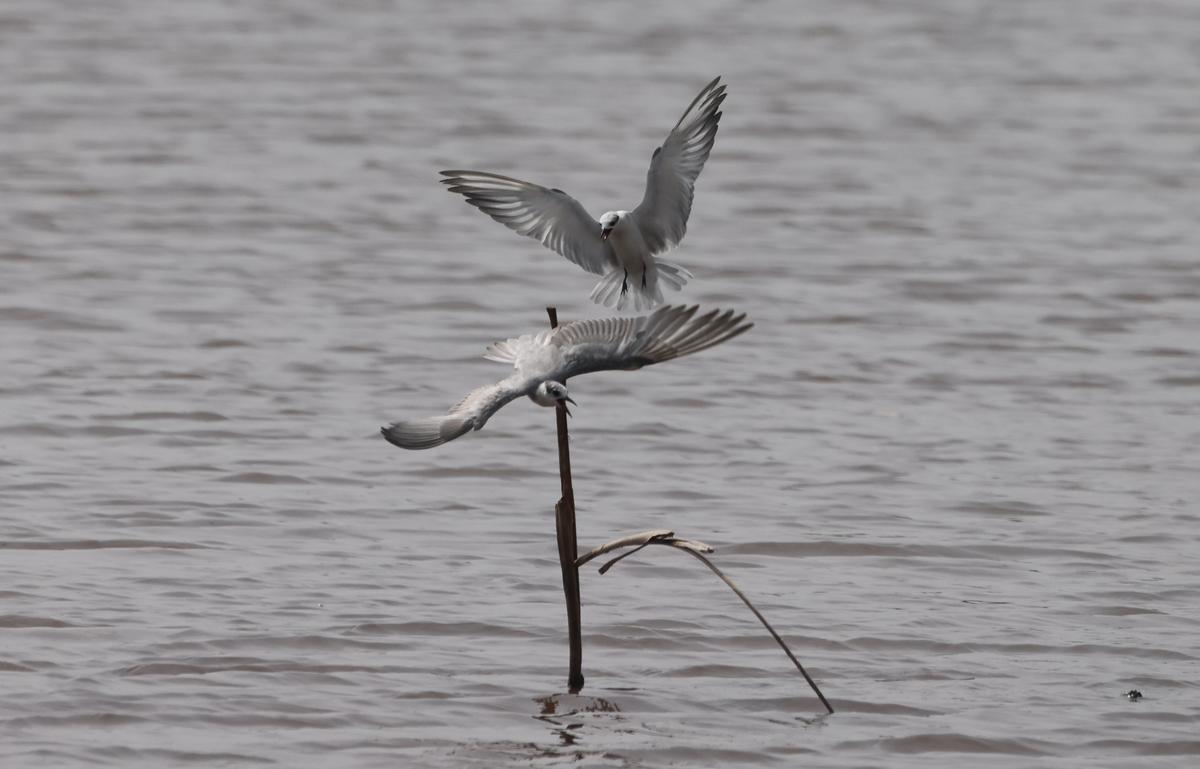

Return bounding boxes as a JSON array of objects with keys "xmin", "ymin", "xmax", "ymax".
[{"xmin": 547, "ymin": 306, "xmax": 584, "ymax": 693}]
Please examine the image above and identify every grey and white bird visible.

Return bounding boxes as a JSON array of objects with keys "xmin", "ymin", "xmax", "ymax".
[
  {"xmin": 440, "ymin": 77, "xmax": 727, "ymax": 311},
  {"xmin": 381, "ymin": 305, "xmax": 751, "ymax": 450}
]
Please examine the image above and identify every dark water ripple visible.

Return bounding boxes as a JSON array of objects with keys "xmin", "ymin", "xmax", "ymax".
[{"xmin": 3, "ymin": 0, "xmax": 1200, "ymax": 766}]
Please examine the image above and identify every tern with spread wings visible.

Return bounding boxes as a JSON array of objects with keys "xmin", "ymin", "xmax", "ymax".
[
  {"xmin": 440, "ymin": 77, "xmax": 727, "ymax": 311},
  {"xmin": 381, "ymin": 305, "xmax": 751, "ymax": 449}
]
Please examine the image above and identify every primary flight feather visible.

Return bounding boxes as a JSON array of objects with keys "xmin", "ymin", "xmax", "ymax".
[
  {"xmin": 440, "ymin": 76, "xmax": 727, "ymax": 311},
  {"xmin": 381, "ymin": 305, "xmax": 751, "ymax": 450}
]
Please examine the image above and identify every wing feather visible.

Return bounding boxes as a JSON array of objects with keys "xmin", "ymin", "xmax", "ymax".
[
  {"xmin": 635, "ymin": 307, "xmax": 748, "ymax": 364},
  {"xmin": 441, "ymin": 170, "xmax": 615, "ymax": 275},
  {"xmin": 381, "ymin": 377, "xmax": 529, "ymax": 450},
  {"xmin": 553, "ymin": 304, "xmax": 751, "ymax": 379},
  {"xmin": 632, "ymin": 77, "xmax": 726, "ymax": 254},
  {"xmin": 381, "ymin": 416, "xmax": 472, "ymax": 449}
]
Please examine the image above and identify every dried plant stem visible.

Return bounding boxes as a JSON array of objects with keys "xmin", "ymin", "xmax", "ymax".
[
  {"xmin": 580, "ymin": 535, "xmax": 834, "ymax": 715},
  {"xmin": 574, "ymin": 529, "xmax": 679, "ymax": 567},
  {"xmin": 547, "ymin": 306, "xmax": 584, "ymax": 693}
]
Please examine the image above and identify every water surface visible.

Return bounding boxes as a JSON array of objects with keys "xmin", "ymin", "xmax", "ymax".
[{"xmin": 2, "ymin": 0, "xmax": 1199, "ymax": 766}]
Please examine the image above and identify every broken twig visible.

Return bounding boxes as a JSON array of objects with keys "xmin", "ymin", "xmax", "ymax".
[{"xmin": 580, "ymin": 535, "xmax": 834, "ymax": 714}]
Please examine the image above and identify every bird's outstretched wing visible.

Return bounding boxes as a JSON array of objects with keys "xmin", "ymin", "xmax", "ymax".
[
  {"xmin": 381, "ymin": 378, "xmax": 526, "ymax": 450},
  {"xmin": 553, "ymin": 304, "xmax": 751, "ymax": 379},
  {"xmin": 632, "ymin": 77, "xmax": 726, "ymax": 255},
  {"xmin": 440, "ymin": 170, "xmax": 615, "ymax": 276}
]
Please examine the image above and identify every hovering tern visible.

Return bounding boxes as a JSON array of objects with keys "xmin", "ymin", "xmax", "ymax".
[
  {"xmin": 440, "ymin": 77, "xmax": 727, "ymax": 311},
  {"xmin": 381, "ymin": 305, "xmax": 751, "ymax": 449}
]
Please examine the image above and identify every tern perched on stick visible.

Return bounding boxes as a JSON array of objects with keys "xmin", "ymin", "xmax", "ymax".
[
  {"xmin": 440, "ymin": 77, "xmax": 727, "ymax": 311},
  {"xmin": 381, "ymin": 305, "xmax": 751, "ymax": 450}
]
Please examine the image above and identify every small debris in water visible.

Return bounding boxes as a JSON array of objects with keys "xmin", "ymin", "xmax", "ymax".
[{"xmin": 1125, "ymin": 689, "xmax": 1143, "ymax": 701}]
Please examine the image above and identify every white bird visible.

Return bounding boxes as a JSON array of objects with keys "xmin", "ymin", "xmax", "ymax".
[
  {"xmin": 440, "ymin": 77, "xmax": 727, "ymax": 311},
  {"xmin": 381, "ymin": 305, "xmax": 751, "ymax": 450}
]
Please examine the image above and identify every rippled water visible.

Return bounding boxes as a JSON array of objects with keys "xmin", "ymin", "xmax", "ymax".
[{"xmin": 3, "ymin": 0, "xmax": 1200, "ymax": 766}]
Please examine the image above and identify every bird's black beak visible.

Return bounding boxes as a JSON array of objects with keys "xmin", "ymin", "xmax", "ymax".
[
  {"xmin": 600, "ymin": 226, "xmax": 613, "ymax": 241},
  {"xmin": 560, "ymin": 396, "xmax": 577, "ymax": 417}
]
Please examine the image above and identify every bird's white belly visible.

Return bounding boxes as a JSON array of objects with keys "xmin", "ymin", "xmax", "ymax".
[{"xmin": 609, "ymin": 220, "xmax": 654, "ymax": 279}]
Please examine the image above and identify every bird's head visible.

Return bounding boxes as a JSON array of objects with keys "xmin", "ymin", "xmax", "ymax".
[
  {"xmin": 535, "ymin": 380, "xmax": 577, "ymax": 415},
  {"xmin": 599, "ymin": 211, "xmax": 622, "ymax": 241}
]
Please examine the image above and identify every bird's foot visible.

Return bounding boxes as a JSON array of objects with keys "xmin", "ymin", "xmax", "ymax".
[{"xmin": 620, "ymin": 270, "xmax": 629, "ymax": 296}]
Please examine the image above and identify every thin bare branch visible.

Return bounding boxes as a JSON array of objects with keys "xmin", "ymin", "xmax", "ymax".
[
  {"xmin": 575, "ymin": 530, "xmax": 675, "ymax": 568},
  {"xmin": 576, "ymin": 531, "xmax": 715, "ymax": 571},
  {"xmin": 586, "ymin": 537, "xmax": 834, "ymax": 715}
]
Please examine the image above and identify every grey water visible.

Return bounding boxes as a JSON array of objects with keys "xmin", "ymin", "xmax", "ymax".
[{"xmin": 2, "ymin": 0, "xmax": 1199, "ymax": 766}]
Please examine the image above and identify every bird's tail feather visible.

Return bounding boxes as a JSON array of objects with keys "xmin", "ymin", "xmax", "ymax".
[
  {"xmin": 590, "ymin": 264, "xmax": 687, "ymax": 311},
  {"xmin": 656, "ymin": 259, "xmax": 693, "ymax": 292},
  {"xmin": 482, "ymin": 338, "xmax": 519, "ymax": 364},
  {"xmin": 630, "ymin": 281, "xmax": 663, "ymax": 312},
  {"xmin": 590, "ymin": 268, "xmax": 628, "ymax": 309},
  {"xmin": 381, "ymin": 415, "xmax": 471, "ymax": 450},
  {"xmin": 636, "ymin": 305, "xmax": 753, "ymax": 364}
]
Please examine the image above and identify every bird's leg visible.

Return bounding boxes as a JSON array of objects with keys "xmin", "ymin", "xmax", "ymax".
[
  {"xmin": 620, "ymin": 268, "xmax": 629, "ymax": 296},
  {"xmin": 641, "ymin": 259, "xmax": 648, "ymax": 289}
]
